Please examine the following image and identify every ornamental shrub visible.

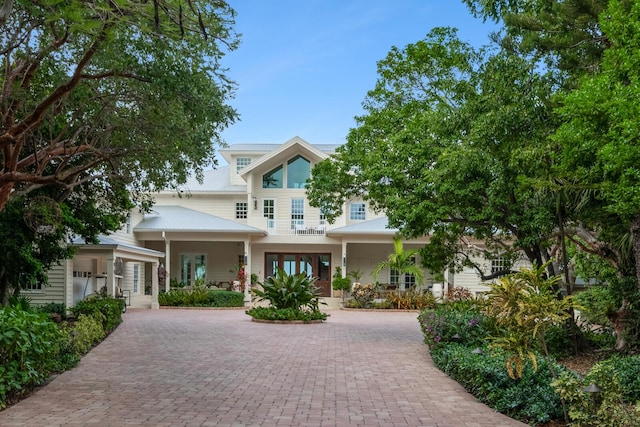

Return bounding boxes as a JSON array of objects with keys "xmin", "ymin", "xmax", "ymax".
[
  {"xmin": 70, "ymin": 295, "xmax": 123, "ymax": 333},
  {"xmin": 350, "ymin": 283, "xmax": 376, "ymax": 308},
  {"xmin": 0, "ymin": 307, "xmax": 68, "ymax": 408},
  {"xmin": 431, "ymin": 343, "xmax": 565, "ymax": 424},
  {"xmin": 253, "ymin": 268, "xmax": 324, "ymax": 311},
  {"xmin": 207, "ymin": 289, "xmax": 244, "ymax": 307},
  {"xmin": 597, "ymin": 354, "xmax": 640, "ymax": 402},
  {"xmin": 36, "ymin": 302, "xmax": 68, "ymax": 320},
  {"xmin": 418, "ymin": 305, "xmax": 488, "ymax": 348},
  {"xmin": 386, "ymin": 288, "xmax": 436, "ymax": 309},
  {"xmin": 553, "ymin": 360, "xmax": 640, "ymax": 427},
  {"xmin": 245, "ymin": 306, "xmax": 328, "ymax": 322},
  {"xmin": 158, "ymin": 288, "xmax": 244, "ymax": 307},
  {"xmin": 71, "ymin": 313, "xmax": 106, "ymax": 355}
]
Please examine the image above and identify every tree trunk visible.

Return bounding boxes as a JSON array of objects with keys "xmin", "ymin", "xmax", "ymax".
[
  {"xmin": 0, "ymin": 183, "xmax": 12, "ymax": 213},
  {"xmin": 632, "ymin": 213, "xmax": 640, "ymax": 293}
]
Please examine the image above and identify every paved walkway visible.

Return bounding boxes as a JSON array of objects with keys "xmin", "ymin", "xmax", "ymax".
[{"xmin": 0, "ymin": 309, "xmax": 526, "ymax": 427}]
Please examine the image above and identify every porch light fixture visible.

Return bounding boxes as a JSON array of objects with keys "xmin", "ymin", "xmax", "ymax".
[
  {"xmin": 583, "ymin": 383, "xmax": 601, "ymax": 393},
  {"xmin": 342, "ymin": 256, "xmax": 346, "ymax": 267},
  {"xmin": 583, "ymin": 383, "xmax": 602, "ymax": 415},
  {"xmin": 253, "ymin": 197, "xmax": 257, "ymax": 210}
]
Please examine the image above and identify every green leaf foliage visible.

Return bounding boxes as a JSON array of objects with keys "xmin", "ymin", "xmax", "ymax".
[
  {"xmin": 0, "ymin": 0, "xmax": 239, "ymax": 212},
  {"xmin": 0, "ymin": 306, "xmax": 70, "ymax": 408},
  {"xmin": 71, "ymin": 313, "xmax": 106, "ymax": 355},
  {"xmin": 306, "ymin": 27, "xmax": 560, "ymax": 277},
  {"xmin": 245, "ymin": 307, "xmax": 328, "ymax": 322},
  {"xmin": 70, "ymin": 295, "xmax": 123, "ymax": 333},
  {"xmin": 431, "ymin": 342, "xmax": 565, "ymax": 424},
  {"xmin": 158, "ymin": 289, "xmax": 244, "ymax": 307},
  {"xmin": 252, "ymin": 268, "xmax": 325, "ymax": 312}
]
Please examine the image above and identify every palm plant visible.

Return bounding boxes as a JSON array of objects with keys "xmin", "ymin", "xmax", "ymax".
[
  {"xmin": 253, "ymin": 268, "xmax": 323, "ymax": 312},
  {"xmin": 373, "ymin": 237, "xmax": 424, "ymax": 287}
]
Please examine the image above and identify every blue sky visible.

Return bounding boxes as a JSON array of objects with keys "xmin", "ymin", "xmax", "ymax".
[{"xmin": 219, "ymin": 1, "xmax": 497, "ymax": 162}]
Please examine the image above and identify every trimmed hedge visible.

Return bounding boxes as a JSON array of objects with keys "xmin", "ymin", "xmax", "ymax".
[
  {"xmin": 158, "ymin": 289, "xmax": 244, "ymax": 307},
  {"xmin": 70, "ymin": 295, "xmax": 123, "ymax": 333},
  {"xmin": 430, "ymin": 343, "xmax": 565, "ymax": 424},
  {"xmin": 0, "ymin": 307, "xmax": 76, "ymax": 408},
  {"xmin": 245, "ymin": 306, "xmax": 328, "ymax": 322}
]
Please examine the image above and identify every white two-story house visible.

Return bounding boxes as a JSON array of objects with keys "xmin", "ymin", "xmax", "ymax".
[{"xmin": 31, "ymin": 137, "xmax": 504, "ymax": 309}]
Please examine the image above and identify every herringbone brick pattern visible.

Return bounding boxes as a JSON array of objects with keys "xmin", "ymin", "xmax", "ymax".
[{"xmin": 0, "ymin": 309, "xmax": 526, "ymax": 427}]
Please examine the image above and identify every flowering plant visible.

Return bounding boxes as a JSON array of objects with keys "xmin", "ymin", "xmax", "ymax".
[
  {"xmin": 351, "ymin": 283, "xmax": 376, "ymax": 308},
  {"xmin": 230, "ymin": 264, "xmax": 248, "ymax": 292},
  {"xmin": 418, "ymin": 306, "xmax": 488, "ymax": 348}
]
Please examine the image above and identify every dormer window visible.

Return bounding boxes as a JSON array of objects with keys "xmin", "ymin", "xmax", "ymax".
[
  {"xmin": 236, "ymin": 157, "xmax": 251, "ymax": 173},
  {"xmin": 263, "ymin": 165, "xmax": 283, "ymax": 188},
  {"xmin": 287, "ymin": 155, "xmax": 310, "ymax": 189}
]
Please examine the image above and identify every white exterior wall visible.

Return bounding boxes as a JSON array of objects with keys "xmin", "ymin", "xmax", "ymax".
[{"xmin": 25, "ymin": 262, "xmax": 67, "ymax": 307}]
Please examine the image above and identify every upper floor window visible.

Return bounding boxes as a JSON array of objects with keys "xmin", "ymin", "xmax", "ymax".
[
  {"xmin": 349, "ymin": 203, "xmax": 366, "ymax": 220},
  {"xmin": 235, "ymin": 202, "xmax": 248, "ymax": 219},
  {"xmin": 491, "ymin": 257, "xmax": 508, "ymax": 274},
  {"xmin": 263, "ymin": 165, "xmax": 283, "ymax": 188},
  {"xmin": 291, "ymin": 198, "xmax": 304, "ymax": 227},
  {"xmin": 236, "ymin": 157, "xmax": 251, "ymax": 173},
  {"xmin": 125, "ymin": 214, "xmax": 131, "ymax": 234},
  {"xmin": 287, "ymin": 155, "xmax": 310, "ymax": 189}
]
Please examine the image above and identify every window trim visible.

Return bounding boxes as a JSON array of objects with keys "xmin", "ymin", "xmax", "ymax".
[
  {"xmin": 349, "ymin": 203, "xmax": 366, "ymax": 220},
  {"xmin": 235, "ymin": 201, "xmax": 248, "ymax": 219}
]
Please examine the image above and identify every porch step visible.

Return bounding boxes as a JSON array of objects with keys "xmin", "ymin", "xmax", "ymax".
[
  {"xmin": 129, "ymin": 295, "xmax": 152, "ymax": 309},
  {"xmin": 320, "ymin": 297, "xmax": 342, "ymax": 310}
]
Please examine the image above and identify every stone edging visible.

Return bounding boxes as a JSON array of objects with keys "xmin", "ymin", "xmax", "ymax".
[
  {"xmin": 250, "ymin": 318, "xmax": 325, "ymax": 324},
  {"xmin": 340, "ymin": 308, "xmax": 420, "ymax": 313},
  {"xmin": 160, "ymin": 306, "xmax": 246, "ymax": 310}
]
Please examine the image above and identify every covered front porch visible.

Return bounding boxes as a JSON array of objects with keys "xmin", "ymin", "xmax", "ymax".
[{"xmin": 69, "ymin": 237, "xmax": 165, "ymax": 310}]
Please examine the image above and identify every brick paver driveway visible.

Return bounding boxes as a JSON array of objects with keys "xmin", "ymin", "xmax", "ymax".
[{"xmin": 0, "ymin": 309, "xmax": 526, "ymax": 427}]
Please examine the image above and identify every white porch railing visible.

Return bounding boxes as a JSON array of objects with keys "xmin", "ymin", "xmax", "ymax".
[{"xmin": 267, "ymin": 220, "xmax": 327, "ymax": 236}]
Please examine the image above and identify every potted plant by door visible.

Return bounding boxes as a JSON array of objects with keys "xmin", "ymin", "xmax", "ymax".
[{"xmin": 332, "ymin": 267, "xmax": 351, "ymax": 305}]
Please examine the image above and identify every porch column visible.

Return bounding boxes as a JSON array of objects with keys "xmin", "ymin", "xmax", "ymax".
[
  {"xmin": 243, "ymin": 240, "xmax": 251, "ymax": 304},
  {"xmin": 444, "ymin": 268, "xmax": 454, "ymax": 296},
  {"xmin": 151, "ymin": 261, "xmax": 159, "ymax": 309},
  {"xmin": 341, "ymin": 241, "xmax": 348, "ymax": 276},
  {"xmin": 163, "ymin": 234, "xmax": 171, "ymax": 292},
  {"xmin": 105, "ymin": 257, "xmax": 115, "ymax": 296}
]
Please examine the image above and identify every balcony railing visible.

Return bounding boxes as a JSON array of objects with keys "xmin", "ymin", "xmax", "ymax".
[{"xmin": 267, "ymin": 220, "xmax": 327, "ymax": 236}]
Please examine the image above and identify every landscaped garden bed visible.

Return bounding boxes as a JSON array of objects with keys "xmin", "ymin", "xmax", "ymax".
[
  {"xmin": 418, "ymin": 266, "xmax": 640, "ymax": 427},
  {"xmin": 246, "ymin": 268, "xmax": 328, "ymax": 323},
  {"xmin": 0, "ymin": 295, "xmax": 125, "ymax": 409}
]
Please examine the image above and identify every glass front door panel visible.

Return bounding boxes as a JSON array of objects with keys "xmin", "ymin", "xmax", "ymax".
[{"xmin": 264, "ymin": 253, "xmax": 331, "ymax": 296}]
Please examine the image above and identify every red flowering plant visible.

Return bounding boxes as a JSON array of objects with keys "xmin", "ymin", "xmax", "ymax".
[
  {"xmin": 230, "ymin": 264, "xmax": 248, "ymax": 293},
  {"xmin": 237, "ymin": 265, "xmax": 247, "ymax": 292}
]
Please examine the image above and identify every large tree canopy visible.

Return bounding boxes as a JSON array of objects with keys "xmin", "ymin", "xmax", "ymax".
[
  {"xmin": 0, "ymin": 0, "xmax": 239, "ymax": 212},
  {"xmin": 307, "ymin": 28, "xmax": 561, "ymax": 278},
  {"xmin": 553, "ymin": 0, "xmax": 640, "ymax": 286}
]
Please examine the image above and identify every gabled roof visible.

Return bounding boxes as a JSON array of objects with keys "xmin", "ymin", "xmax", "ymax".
[
  {"xmin": 238, "ymin": 136, "xmax": 335, "ymax": 178},
  {"xmin": 134, "ymin": 205, "xmax": 265, "ymax": 234},
  {"xmin": 218, "ymin": 136, "xmax": 339, "ymax": 164},
  {"xmin": 70, "ymin": 236, "xmax": 165, "ymax": 257},
  {"xmin": 176, "ymin": 165, "xmax": 247, "ymax": 193},
  {"xmin": 327, "ymin": 217, "xmax": 398, "ymax": 236}
]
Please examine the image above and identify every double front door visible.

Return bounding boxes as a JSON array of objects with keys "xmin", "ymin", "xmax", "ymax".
[{"xmin": 265, "ymin": 253, "xmax": 331, "ymax": 297}]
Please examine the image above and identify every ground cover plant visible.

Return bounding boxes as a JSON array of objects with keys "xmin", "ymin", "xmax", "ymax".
[
  {"xmin": 419, "ymin": 269, "xmax": 640, "ymax": 426},
  {"xmin": 0, "ymin": 296, "xmax": 123, "ymax": 409},
  {"xmin": 246, "ymin": 268, "xmax": 327, "ymax": 322},
  {"xmin": 158, "ymin": 288, "xmax": 244, "ymax": 307}
]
